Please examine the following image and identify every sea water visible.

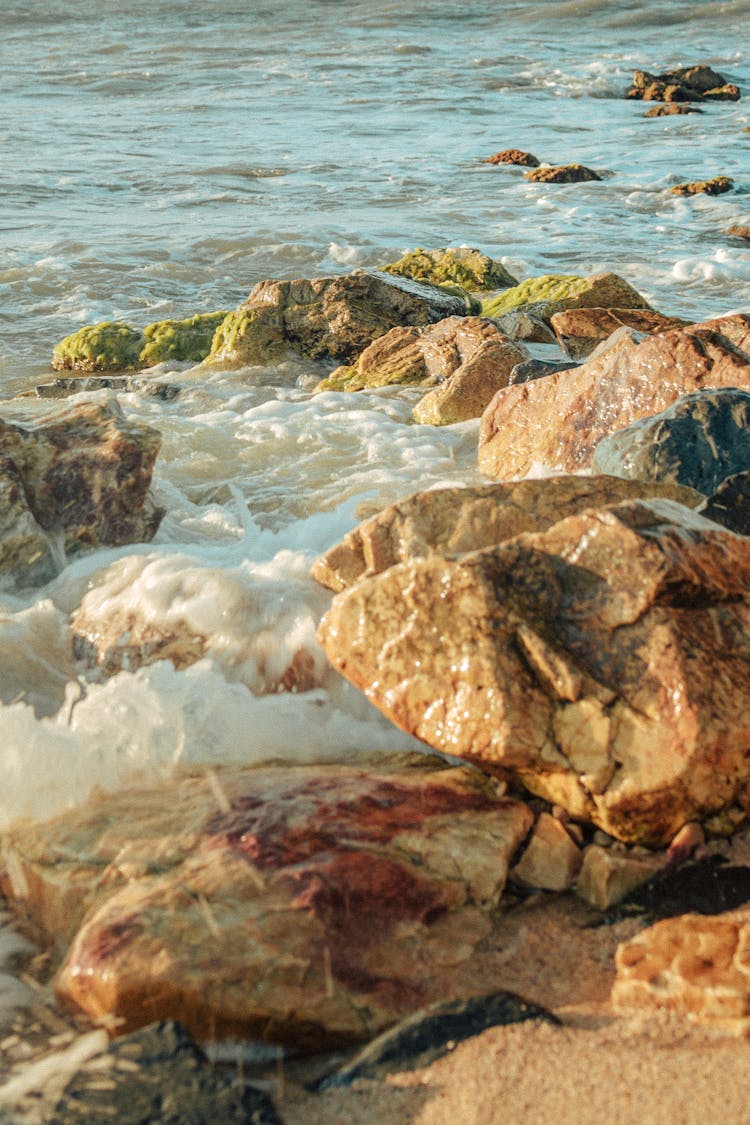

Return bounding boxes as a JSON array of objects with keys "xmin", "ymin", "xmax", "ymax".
[{"xmin": 0, "ymin": 4, "xmax": 748, "ymax": 848}]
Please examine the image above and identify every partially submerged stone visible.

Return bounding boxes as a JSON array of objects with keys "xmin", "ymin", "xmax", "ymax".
[
  {"xmin": 381, "ymin": 247, "xmax": 518, "ymax": 292},
  {"xmin": 35, "ymin": 376, "xmax": 180, "ymax": 402},
  {"xmin": 670, "ymin": 176, "xmax": 734, "ymax": 197},
  {"xmin": 208, "ymin": 270, "xmax": 468, "ymax": 367},
  {"xmin": 643, "ymin": 104, "xmax": 702, "ymax": 116},
  {"xmin": 525, "ymin": 164, "xmax": 602, "ymax": 184},
  {"xmin": 1, "ymin": 759, "xmax": 532, "ymax": 1048},
  {"xmin": 727, "ymin": 225, "xmax": 750, "ymax": 241},
  {"xmin": 483, "ymin": 149, "xmax": 540, "ymax": 167},
  {"xmin": 311, "ymin": 474, "xmax": 702, "ymax": 593},
  {"xmin": 592, "ymin": 387, "xmax": 750, "ymax": 495},
  {"xmin": 480, "ymin": 272, "xmax": 651, "ymax": 324},
  {"xmin": 551, "ymin": 307, "xmax": 690, "ymax": 360},
  {"xmin": 627, "ymin": 66, "xmax": 740, "ymax": 102},
  {"xmin": 52, "ymin": 323, "xmax": 143, "ymax": 374},
  {"xmin": 318, "ymin": 498, "xmax": 750, "ymax": 845},
  {"xmin": 478, "ymin": 314, "xmax": 750, "ymax": 480},
  {"xmin": 138, "ymin": 311, "xmax": 228, "ymax": 367}
]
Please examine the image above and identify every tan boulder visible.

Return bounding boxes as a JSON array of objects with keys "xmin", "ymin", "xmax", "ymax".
[
  {"xmin": 317, "ymin": 498, "xmax": 750, "ymax": 845},
  {"xmin": 478, "ymin": 313, "xmax": 750, "ymax": 479},
  {"xmin": 311, "ymin": 474, "xmax": 703, "ymax": 593},
  {"xmin": 550, "ymin": 307, "xmax": 691, "ymax": 359},
  {"xmin": 0, "ymin": 758, "xmax": 532, "ymax": 1048},
  {"xmin": 525, "ymin": 164, "xmax": 602, "ymax": 184},
  {"xmin": 413, "ymin": 329, "xmax": 530, "ymax": 425},
  {"xmin": 613, "ymin": 908, "xmax": 750, "ymax": 1031},
  {"xmin": 511, "ymin": 812, "xmax": 582, "ymax": 892},
  {"xmin": 575, "ymin": 844, "xmax": 668, "ymax": 910},
  {"xmin": 670, "ymin": 176, "xmax": 734, "ymax": 198}
]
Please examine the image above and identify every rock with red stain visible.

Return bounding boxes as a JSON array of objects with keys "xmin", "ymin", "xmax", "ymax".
[
  {"xmin": 0, "ymin": 758, "xmax": 532, "ymax": 1049},
  {"xmin": 318, "ymin": 498, "xmax": 750, "ymax": 846},
  {"xmin": 0, "ymin": 400, "xmax": 162, "ymax": 584},
  {"xmin": 478, "ymin": 314, "xmax": 750, "ymax": 480}
]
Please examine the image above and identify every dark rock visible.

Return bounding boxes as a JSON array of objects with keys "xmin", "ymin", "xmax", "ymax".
[
  {"xmin": 35, "ymin": 377, "xmax": 180, "ymax": 401},
  {"xmin": 508, "ymin": 358, "xmax": 579, "ymax": 385},
  {"xmin": 591, "ymin": 388, "xmax": 750, "ymax": 495},
  {"xmin": 525, "ymin": 164, "xmax": 602, "ymax": 184},
  {"xmin": 483, "ymin": 149, "xmax": 540, "ymax": 167},
  {"xmin": 670, "ymin": 176, "xmax": 734, "ymax": 197},
  {"xmin": 53, "ymin": 1020, "xmax": 282, "ymax": 1125},
  {"xmin": 314, "ymin": 991, "xmax": 559, "ymax": 1090},
  {"xmin": 698, "ymin": 471, "xmax": 750, "ymax": 536},
  {"xmin": 610, "ymin": 857, "xmax": 750, "ymax": 925}
]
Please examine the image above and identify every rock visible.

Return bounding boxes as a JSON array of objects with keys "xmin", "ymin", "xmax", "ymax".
[
  {"xmin": 508, "ymin": 358, "xmax": 579, "ymax": 385},
  {"xmin": 488, "ymin": 307, "xmax": 558, "ymax": 345},
  {"xmin": 35, "ymin": 376, "xmax": 180, "ymax": 401},
  {"xmin": 698, "ymin": 471, "xmax": 750, "ymax": 536},
  {"xmin": 611, "ymin": 857, "xmax": 750, "ymax": 923},
  {"xmin": 643, "ymin": 104, "xmax": 702, "ymax": 116},
  {"xmin": 483, "ymin": 149, "xmax": 540, "ymax": 167},
  {"xmin": 727, "ymin": 225, "xmax": 750, "ymax": 240},
  {"xmin": 627, "ymin": 66, "xmax": 740, "ymax": 102},
  {"xmin": 0, "ymin": 759, "xmax": 532, "ymax": 1048},
  {"xmin": 311, "ymin": 474, "xmax": 702, "ymax": 593},
  {"xmin": 511, "ymin": 812, "xmax": 582, "ymax": 892},
  {"xmin": 524, "ymin": 164, "xmax": 602, "ymax": 184},
  {"xmin": 317, "ymin": 498, "xmax": 750, "ymax": 845},
  {"xmin": 380, "ymin": 247, "xmax": 518, "ymax": 291},
  {"xmin": 591, "ymin": 388, "xmax": 750, "ymax": 495},
  {"xmin": 70, "ymin": 552, "xmax": 331, "ymax": 694},
  {"xmin": 52, "ymin": 1021, "xmax": 282, "ymax": 1125},
  {"xmin": 0, "ymin": 401, "xmax": 162, "ymax": 577},
  {"xmin": 576, "ymin": 845, "xmax": 668, "ymax": 910},
  {"xmin": 478, "ymin": 314, "xmax": 750, "ymax": 480},
  {"xmin": 551, "ymin": 307, "xmax": 691, "ymax": 360},
  {"xmin": 612, "ymin": 907, "xmax": 750, "ymax": 1030},
  {"xmin": 315, "ymin": 325, "xmax": 427, "ymax": 392},
  {"xmin": 480, "ymin": 272, "xmax": 651, "ymax": 325},
  {"xmin": 138, "ymin": 312, "xmax": 229, "ymax": 367},
  {"xmin": 52, "ymin": 323, "xmax": 144, "ymax": 374},
  {"xmin": 208, "ymin": 270, "xmax": 468, "ymax": 367},
  {"xmin": 670, "ymin": 176, "xmax": 734, "ymax": 197},
  {"xmin": 412, "ymin": 330, "xmax": 530, "ymax": 426},
  {"xmin": 314, "ymin": 990, "xmax": 558, "ymax": 1089},
  {"xmin": 0, "ymin": 457, "xmax": 60, "ymax": 586}
]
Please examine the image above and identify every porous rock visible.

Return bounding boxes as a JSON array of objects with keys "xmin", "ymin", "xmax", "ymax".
[
  {"xmin": 525, "ymin": 164, "xmax": 602, "ymax": 184},
  {"xmin": 381, "ymin": 247, "xmax": 518, "ymax": 291},
  {"xmin": 0, "ymin": 400, "xmax": 162, "ymax": 581},
  {"xmin": 317, "ymin": 498, "xmax": 750, "ymax": 845},
  {"xmin": 208, "ymin": 269, "xmax": 468, "ymax": 367},
  {"xmin": 0, "ymin": 759, "xmax": 532, "ymax": 1048},
  {"xmin": 643, "ymin": 104, "xmax": 702, "ymax": 116},
  {"xmin": 627, "ymin": 66, "xmax": 740, "ymax": 102},
  {"xmin": 483, "ymin": 149, "xmax": 540, "ymax": 167},
  {"xmin": 478, "ymin": 313, "xmax": 750, "ymax": 480},
  {"xmin": 591, "ymin": 387, "xmax": 750, "ymax": 495},
  {"xmin": 670, "ymin": 176, "xmax": 734, "ymax": 197},
  {"xmin": 551, "ymin": 307, "xmax": 690, "ymax": 360},
  {"xmin": 481, "ymin": 272, "xmax": 651, "ymax": 325},
  {"xmin": 311, "ymin": 474, "xmax": 702, "ymax": 592}
]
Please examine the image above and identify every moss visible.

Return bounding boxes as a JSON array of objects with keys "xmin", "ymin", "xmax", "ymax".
[
  {"xmin": 52, "ymin": 322, "xmax": 143, "ymax": 373},
  {"xmin": 207, "ymin": 306, "xmax": 285, "ymax": 364},
  {"xmin": 382, "ymin": 247, "xmax": 518, "ymax": 292},
  {"xmin": 139, "ymin": 311, "xmax": 229, "ymax": 367},
  {"xmin": 314, "ymin": 364, "xmax": 427, "ymax": 393},
  {"xmin": 481, "ymin": 275, "xmax": 585, "ymax": 318}
]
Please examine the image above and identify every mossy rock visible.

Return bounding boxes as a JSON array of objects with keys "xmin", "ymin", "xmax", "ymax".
[
  {"xmin": 52, "ymin": 323, "xmax": 144, "ymax": 373},
  {"xmin": 139, "ymin": 311, "xmax": 229, "ymax": 367},
  {"xmin": 382, "ymin": 248, "xmax": 517, "ymax": 293},
  {"xmin": 481, "ymin": 273, "xmax": 651, "ymax": 322},
  {"xmin": 314, "ymin": 363, "xmax": 427, "ymax": 393},
  {"xmin": 207, "ymin": 307, "xmax": 286, "ymax": 366}
]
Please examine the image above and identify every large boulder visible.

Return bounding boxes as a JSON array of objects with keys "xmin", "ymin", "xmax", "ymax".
[
  {"xmin": 592, "ymin": 388, "xmax": 750, "ymax": 495},
  {"xmin": 208, "ymin": 270, "xmax": 468, "ymax": 367},
  {"xmin": 551, "ymin": 307, "xmax": 690, "ymax": 360},
  {"xmin": 317, "ymin": 498, "xmax": 750, "ymax": 846},
  {"xmin": 380, "ymin": 247, "xmax": 518, "ymax": 291},
  {"xmin": 480, "ymin": 272, "xmax": 651, "ymax": 324},
  {"xmin": 478, "ymin": 314, "xmax": 750, "ymax": 480},
  {"xmin": 311, "ymin": 474, "xmax": 703, "ymax": 593},
  {"xmin": 0, "ymin": 759, "xmax": 532, "ymax": 1048},
  {"xmin": 0, "ymin": 401, "xmax": 162, "ymax": 583}
]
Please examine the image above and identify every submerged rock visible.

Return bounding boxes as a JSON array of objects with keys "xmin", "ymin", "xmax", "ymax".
[
  {"xmin": 478, "ymin": 314, "xmax": 750, "ymax": 480},
  {"xmin": 1, "ymin": 759, "xmax": 532, "ymax": 1049},
  {"xmin": 480, "ymin": 272, "xmax": 651, "ymax": 324},
  {"xmin": 380, "ymin": 247, "xmax": 518, "ymax": 291},
  {"xmin": 35, "ymin": 376, "xmax": 180, "ymax": 401},
  {"xmin": 52, "ymin": 323, "xmax": 143, "ymax": 374},
  {"xmin": 318, "ymin": 498, "xmax": 750, "ymax": 845},
  {"xmin": 208, "ymin": 269, "xmax": 468, "ymax": 367},
  {"xmin": 591, "ymin": 387, "xmax": 750, "ymax": 495},
  {"xmin": 643, "ymin": 104, "xmax": 702, "ymax": 116},
  {"xmin": 670, "ymin": 175, "xmax": 734, "ymax": 197},
  {"xmin": 311, "ymin": 474, "xmax": 702, "ymax": 593},
  {"xmin": 525, "ymin": 164, "xmax": 602, "ymax": 184},
  {"xmin": 551, "ymin": 307, "xmax": 690, "ymax": 360},
  {"xmin": 627, "ymin": 66, "xmax": 740, "ymax": 102}
]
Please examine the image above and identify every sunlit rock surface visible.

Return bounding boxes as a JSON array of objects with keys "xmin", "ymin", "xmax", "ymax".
[
  {"xmin": 478, "ymin": 314, "xmax": 750, "ymax": 480},
  {"xmin": 551, "ymin": 307, "xmax": 690, "ymax": 359},
  {"xmin": 480, "ymin": 271, "xmax": 651, "ymax": 323},
  {"xmin": 380, "ymin": 246, "xmax": 518, "ymax": 291},
  {"xmin": 0, "ymin": 759, "xmax": 532, "ymax": 1048},
  {"xmin": 318, "ymin": 498, "xmax": 750, "ymax": 845}
]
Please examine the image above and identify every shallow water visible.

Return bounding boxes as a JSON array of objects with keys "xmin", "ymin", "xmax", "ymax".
[{"xmin": 0, "ymin": 1, "xmax": 748, "ymax": 829}]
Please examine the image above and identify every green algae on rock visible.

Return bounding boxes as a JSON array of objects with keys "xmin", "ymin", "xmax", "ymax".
[
  {"xmin": 139, "ymin": 311, "xmax": 229, "ymax": 367},
  {"xmin": 481, "ymin": 272, "xmax": 652, "ymax": 323},
  {"xmin": 381, "ymin": 247, "xmax": 518, "ymax": 292},
  {"xmin": 52, "ymin": 322, "xmax": 144, "ymax": 373}
]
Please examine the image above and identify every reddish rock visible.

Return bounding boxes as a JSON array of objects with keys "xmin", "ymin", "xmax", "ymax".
[
  {"xmin": 483, "ymin": 149, "xmax": 540, "ymax": 167},
  {"xmin": 727, "ymin": 225, "xmax": 750, "ymax": 241},
  {"xmin": 0, "ymin": 759, "xmax": 532, "ymax": 1048},
  {"xmin": 525, "ymin": 164, "xmax": 602, "ymax": 184},
  {"xmin": 627, "ymin": 66, "xmax": 740, "ymax": 102},
  {"xmin": 550, "ymin": 307, "xmax": 691, "ymax": 360},
  {"xmin": 478, "ymin": 314, "xmax": 750, "ymax": 479}
]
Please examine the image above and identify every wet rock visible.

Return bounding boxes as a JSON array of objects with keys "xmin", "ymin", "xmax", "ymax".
[
  {"xmin": 511, "ymin": 812, "xmax": 582, "ymax": 892},
  {"xmin": 412, "ymin": 330, "xmax": 530, "ymax": 425},
  {"xmin": 576, "ymin": 845, "xmax": 668, "ymax": 910},
  {"xmin": 525, "ymin": 164, "xmax": 602, "ymax": 184},
  {"xmin": 1, "ymin": 758, "xmax": 532, "ymax": 1048},
  {"xmin": 627, "ymin": 66, "xmax": 740, "ymax": 102},
  {"xmin": 318, "ymin": 498, "xmax": 750, "ymax": 846},
  {"xmin": 35, "ymin": 376, "xmax": 180, "ymax": 401},
  {"xmin": 481, "ymin": 272, "xmax": 651, "ymax": 325},
  {"xmin": 208, "ymin": 269, "xmax": 468, "ymax": 367},
  {"xmin": 698, "ymin": 471, "xmax": 750, "ymax": 536},
  {"xmin": 380, "ymin": 247, "xmax": 518, "ymax": 291},
  {"xmin": 643, "ymin": 104, "xmax": 702, "ymax": 116},
  {"xmin": 52, "ymin": 323, "xmax": 144, "ymax": 374},
  {"xmin": 591, "ymin": 388, "xmax": 750, "ymax": 495},
  {"xmin": 483, "ymin": 149, "xmax": 540, "ymax": 167},
  {"xmin": 508, "ymin": 357, "xmax": 579, "ymax": 385},
  {"xmin": 311, "ymin": 474, "xmax": 702, "ymax": 593},
  {"xmin": 670, "ymin": 175, "xmax": 734, "ymax": 197},
  {"xmin": 314, "ymin": 991, "xmax": 558, "ymax": 1089},
  {"xmin": 551, "ymin": 307, "xmax": 690, "ymax": 360},
  {"xmin": 613, "ymin": 906, "xmax": 750, "ymax": 1031},
  {"xmin": 478, "ymin": 314, "xmax": 750, "ymax": 479},
  {"xmin": 488, "ymin": 307, "xmax": 558, "ymax": 344},
  {"xmin": 138, "ymin": 311, "xmax": 229, "ymax": 367},
  {"xmin": 0, "ymin": 400, "xmax": 162, "ymax": 581},
  {"xmin": 727, "ymin": 225, "xmax": 750, "ymax": 241},
  {"xmin": 52, "ymin": 1021, "xmax": 281, "ymax": 1125}
]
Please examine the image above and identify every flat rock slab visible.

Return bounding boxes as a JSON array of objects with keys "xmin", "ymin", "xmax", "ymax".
[{"xmin": 1, "ymin": 758, "xmax": 532, "ymax": 1050}]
